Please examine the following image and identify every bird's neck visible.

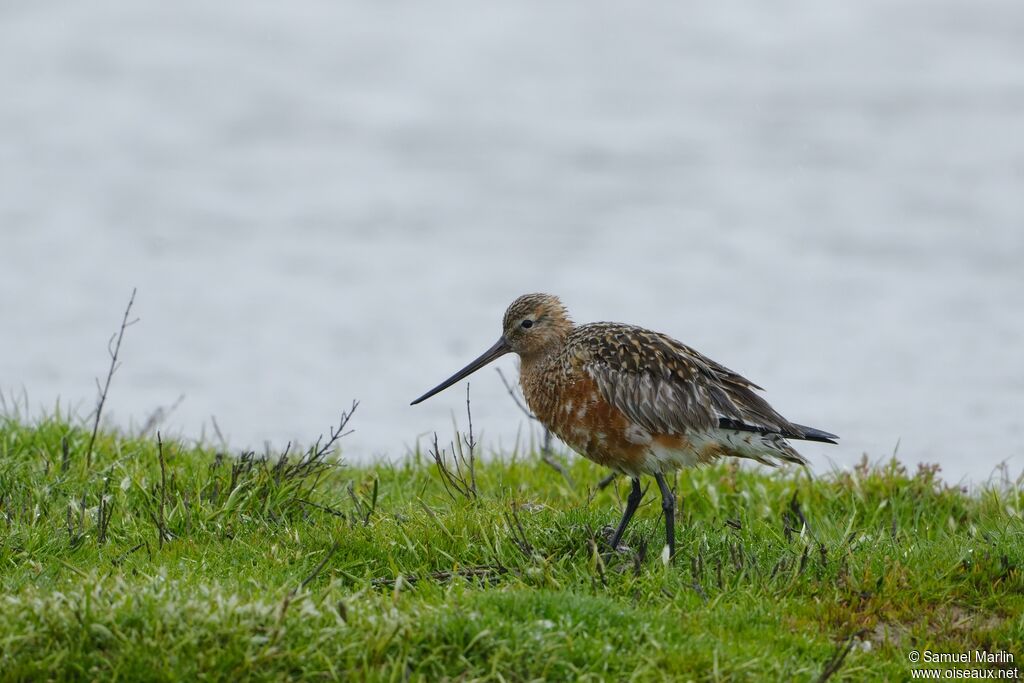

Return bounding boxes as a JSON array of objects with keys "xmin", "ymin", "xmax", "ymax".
[
  {"xmin": 520, "ymin": 347, "xmax": 553, "ymax": 371},
  {"xmin": 518, "ymin": 338, "xmax": 565, "ymax": 388}
]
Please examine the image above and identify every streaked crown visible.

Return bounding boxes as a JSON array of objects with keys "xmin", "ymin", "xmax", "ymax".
[{"xmin": 502, "ymin": 293, "xmax": 573, "ymax": 357}]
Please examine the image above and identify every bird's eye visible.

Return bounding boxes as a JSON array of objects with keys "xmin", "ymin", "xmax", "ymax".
[{"xmin": 520, "ymin": 319, "xmax": 534, "ymax": 329}]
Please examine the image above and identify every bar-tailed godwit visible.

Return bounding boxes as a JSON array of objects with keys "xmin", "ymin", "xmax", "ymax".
[{"xmin": 411, "ymin": 293, "xmax": 837, "ymax": 559}]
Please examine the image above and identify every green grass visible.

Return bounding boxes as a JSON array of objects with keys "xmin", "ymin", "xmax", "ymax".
[{"xmin": 0, "ymin": 414, "xmax": 1021, "ymax": 681}]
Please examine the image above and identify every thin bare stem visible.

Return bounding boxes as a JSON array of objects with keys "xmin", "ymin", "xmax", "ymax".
[
  {"xmin": 297, "ymin": 498, "xmax": 346, "ymax": 519},
  {"xmin": 61, "ymin": 436, "xmax": 70, "ymax": 474},
  {"xmin": 464, "ymin": 384, "xmax": 477, "ymax": 495},
  {"xmin": 272, "ymin": 542, "xmax": 340, "ymax": 647},
  {"xmin": 503, "ymin": 504, "xmax": 533, "ymax": 558},
  {"xmin": 210, "ymin": 415, "xmax": 227, "ymax": 449},
  {"xmin": 268, "ymin": 402, "xmax": 360, "ymax": 493},
  {"xmin": 139, "ymin": 393, "xmax": 185, "ymax": 435},
  {"xmin": 299, "ymin": 541, "xmax": 340, "ymax": 591},
  {"xmin": 86, "ymin": 287, "xmax": 138, "ymax": 468},
  {"xmin": 311, "ymin": 401, "xmax": 359, "ymax": 463},
  {"xmin": 97, "ymin": 474, "xmax": 114, "ymax": 545},
  {"xmin": 495, "ymin": 368, "xmax": 535, "ymax": 421},
  {"xmin": 157, "ymin": 431, "xmax": 169, "ymax": 548},
  {"xmin": 431, "ymin": 433, "xmax": 476, "ymax": 502},
  {"xmin": 429, "ymin": 387, "xmax": 482, "ymax": 501}
]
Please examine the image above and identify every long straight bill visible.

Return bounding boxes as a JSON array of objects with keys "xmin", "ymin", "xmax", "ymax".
[{"xmin": 410, "ymin": 337, "xmax": 510, "ymax": 405}]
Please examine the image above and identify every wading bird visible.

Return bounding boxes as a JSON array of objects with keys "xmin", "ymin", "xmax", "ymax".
[{"xmin": 411, "ymin": 294, "xmax": 837, "ymax": 559}]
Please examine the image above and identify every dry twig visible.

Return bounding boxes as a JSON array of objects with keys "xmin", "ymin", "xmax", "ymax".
[
  {"xmin": 157, "ymin": 431, "xmax": 170, "ymax": 547},
  {"xmin": 503, "ymin": 503, "xmax": 534, "ymax": 557},
  {"xmin": 430, "ymin": 386, "xmax": 479, "ymax": 501},
  {"xmin": 273, "ymin": 542, "xmax": 341, "ymax": 644},
  {"xmin": 139, "ymin": 394, "xmax": 185, "ymax": 435},
  {"xmin": 96, "ymin": 474, "xmax": 114, "ymax": 545},
  {"xmin": 86, "ymin": 287, "xmax": 138, "ymax": 468}
]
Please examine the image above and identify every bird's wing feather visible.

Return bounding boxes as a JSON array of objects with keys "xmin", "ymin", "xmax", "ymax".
[{"xmin": 577, "ymin": 323, "xmax": 801, "ymax": 437}]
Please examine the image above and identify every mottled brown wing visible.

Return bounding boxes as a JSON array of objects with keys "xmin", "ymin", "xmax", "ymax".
[{"xmin": 575, "ymin": 323, "xmax": 800, "ymax": 437}]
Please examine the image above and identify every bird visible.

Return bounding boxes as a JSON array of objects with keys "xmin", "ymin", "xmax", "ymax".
[{"xmin": 411, "ymin": 293, "xmax": 837, "ymax": 560}]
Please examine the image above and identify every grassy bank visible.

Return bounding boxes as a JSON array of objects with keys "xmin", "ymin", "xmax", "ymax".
[{"xmin": 0, "ymin": 414, "xmax": 1021, "ymax": 681}]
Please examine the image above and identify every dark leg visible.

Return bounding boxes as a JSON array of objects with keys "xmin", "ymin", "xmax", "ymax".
[
  {"xmin": 654, "ymin": 473, "xmax": 676, "ymax": 561},
  {"xmin": 608, "ymin": 477, "xmax": 643, "ymax": 551}
]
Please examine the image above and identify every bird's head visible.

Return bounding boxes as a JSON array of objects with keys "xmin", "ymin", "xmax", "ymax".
[
  {"xmin": 410, "ymin": 293, "xmax": 573, "ymax": 405},
  {"xmin": 501, "ymin": 293, "xmax": 573, "ymax": 357}
]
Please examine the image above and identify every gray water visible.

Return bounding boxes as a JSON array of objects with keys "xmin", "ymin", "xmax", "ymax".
[{"xmin": 2, "ymin": 1, "xmax": 1023, "ymax": 483}]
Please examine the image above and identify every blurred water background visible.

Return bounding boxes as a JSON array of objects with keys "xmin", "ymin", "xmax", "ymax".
[{"xmin": 2, "ymin": 1, "xmax": 1022, "ymax": 482}]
